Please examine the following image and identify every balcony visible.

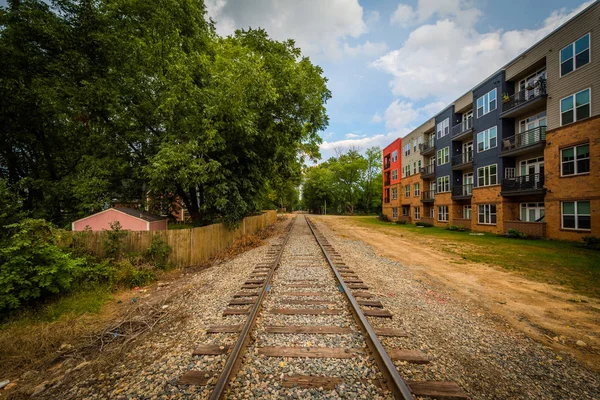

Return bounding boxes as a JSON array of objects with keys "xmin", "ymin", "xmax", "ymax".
[
  {"xmin": 451, "ymin": 151, "xmax": 473, "ymax": 170},
  {"xmin": 500, "ymin": 126, "xmax": 546, "ymax": 157},
  {"xmin": 501, "ymin": 173, "xmax": 545, "ymax": 196},
  {"xmin": 500, "ymin": 78, "xmax": 547, "ymax": 118},
  {"xmin": 384, "ymin": 160, "xmax": 391, "ymax": 170},
  {"xmin": 451, "ymin": 184, "xmax": 473, "ymax": 200},
  {"xmin": 384, "ymin": 197, "xmax": 390, "ymax": 204},
  {"xmin": 384, "ymin": 178, "xmax": 390, "ymax": 186},
  {"xmin": 420, "ymin": 164, "xmax": 435, "ymax": 179},
  {"xmin": 421, "ymin": 190, "xmax": 435, "ymax": 203},
  {"xmin": 451, "ymin": 118, "xmax": 473, "ymax": 141},
  {"xmin": 420, "ymin": 138, "xmax": 435, "ymax": 155}
]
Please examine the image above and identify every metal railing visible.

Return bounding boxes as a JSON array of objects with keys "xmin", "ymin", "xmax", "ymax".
[
  {"xmin": 421, "ymin": 190, "xmax": 435, "ymax": 201},
  {"xmin": 384, "ymin": 160, "xmax": 391, "ymax": 169},
  {"xmin": 452, "ymin": 150, "xmax": 473, "ymax": 166},
  {"xmin": 501, "ymin": 126, "xmax": 546, "ymax": 152},
  {"xmin": 384, "ymin": 178, "xmax": 390, "ymax": 186},
  {"xmin": 452, "ymin": 183, "xmax": 473, "ymax": 197},
  {"xmin": 452, "ymin": 118, "xmax": 473, "ymax": 137},
  {"xmin": 420, "ymin": 137, "xmax": 435, "ymax": 153},
  {"xmin": 502, "ymin": 78, "xmax": 547, "ymax": 113},
  {"xmin": 501, "ymin": 173, "xmax": 544, "ymax": 192},
  {"xmin": 420, "ymin": 164, "xmax": 435, "ymax": 176}
]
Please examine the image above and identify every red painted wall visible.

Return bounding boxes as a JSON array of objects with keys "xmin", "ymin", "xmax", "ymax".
[
  {"xmin": 382, "ymin": 138, "xmax": 402, "ymax": 199},
  {"xmin": 72, "ymin": 209, "xmax": 167, "ymax": 231}
]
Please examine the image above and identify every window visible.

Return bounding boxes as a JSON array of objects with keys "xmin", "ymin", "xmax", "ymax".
[
  {"xmin": 437, "ymin": 175, "xmax": 450, "ymax": 193},
  {"xmin": 391, "ymin": 187, "xmax": 398, "ymax": 200},
  {"xmin": 437, "ymin": 147, "xmax": 450, "ymax": 165},
  {"xmin": 418, "ymin": 136, "xmax": 422, "ymax": 148},
  {"xmin": 414, "ymin": 183, "xmax": 420, "ymax": 197},
  {"xmin": 561, "ymin": 88, "xmax": 590, "ymax": 125},
  {"xmin": 437, "ymin": 118, "xmax": 450, "ymax": 138},
  {"xmin": 476, "ymin": 88, "xmax": 497, "ymax": 118},
  {"xmin": 404, "ymin": 185, "xmax": 410, "ymax": 198},
  {"xmin": 429, "ymin": 207, "xmax": 435, "ymax": 218},
  {"xmin": 413, "ymin": 139, "xmax": 417, "ymax": 152},
  {"xmin": 418, "ymin": 160, "xmax": 422, "ymax": 170},
  {"xmin": 520, "ymin": 203, "xmax": 545, "ymax": 222},
  {"xmin": 391, "ymin": 150, "xmax": 398, "ymax": 162},
  {"xmin": 413, "ymin": 162, "xmax": 417, "ymax": 175},
  {"xmin": 561, "ymin": 143, "xmax": 590, "ymax": 176},
  {"xmin": 478, "ymin": 204, "xmax": 497, "ymax": 225},
  {"xmin": 392, "ymin": 169, "xmax": 398, "ymax": 180},
  {"xmin": 404, "ymin": 144, "xmax": 411, "ymax": 156},
  {"xmin": 392, "ymin": 207, "xmax": 398, "ymax": 219},
  {"xmin": 477, "ymin": 164, "xmax": 497, "ymax": 187},
  {"xmin": 463, "ymin": 205, "xmax": 472, "ymax": 220},
  {"xmin": 476, "ymin": 126, "xmax": 497, "ymax": 152},
  {"xmin": 402, "ymin": 206, "xmax": 409, "ymax": 216},
  {"xmin": 560, "ymin": 33, "xmax": 590, "ymax": 77},
  {"xmin": 438, "ymin": 206, "xmax": 449, "ymax": 222},
  {"xmin": 562, "ymin": 201, "xmax": 590, "ymax": 230},
  {"xmin": 414, "ymin": 206, "xmax": 421, "ymax": 220}
]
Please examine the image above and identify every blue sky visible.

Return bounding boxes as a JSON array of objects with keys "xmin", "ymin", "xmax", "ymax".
[{"xmin": 2, "ymin": 0, "xmax": 593, "ymax": 160}]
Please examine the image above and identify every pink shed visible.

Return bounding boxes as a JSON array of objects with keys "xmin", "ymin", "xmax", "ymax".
[{"xmin": 71, "ymin": 208, "xmax": 168, "ymax": 231}]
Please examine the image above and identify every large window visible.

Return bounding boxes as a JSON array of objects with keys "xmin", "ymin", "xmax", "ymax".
[
  {"xmin": 560, "ymin": 88, "xmax": 590, "ymax": 125},
  {"xmin": 404, "ymin": 144, "xmax": 411, "ymax": 156},
  {"xmin": 391, "ymin": 187, "xmax": 398, "ymax": 200},
  {"xmin": 391, "ymin": 150, "xmax": 398, "ymax": 162},
  {"xmin": 437, "ymin": 146, "xmax": 450, "ymax": 165},
  {"xmin": 413, "ymin": 162, "xmax": 417, "ymax": 175},
  {"xmin": 437, "ymin": 118, "xmax": 450, "ymax": 139},
  {"xmin": 414, "ymin": 206, "xmax": 421, "ymax": 220},
  {"xmin": 402, "ymin": 206, "xmax": 409, "ymax": 216},
  {"xmin": 561, "ymin": 143, "xmax": 590, "ymax": 176},
  {"xmin": 437, "ymin": 175, "xmax": 450, "ymax": 193},
  {"xmin": 463, "ymin": 205, "xmax": 472, "ymax": 220},
  {"xmin": 478, "ymin": 204, "xmax": 497, "ymax": 225},
  {"xmin": 477, "ymin": 164, "xmax": 497, "ymax": 187},
  {"xmin": 562, "ymin": 201, "xmax": 590, "ymax": 230},
  {"xmin": 476, "ymin": 88, "xmax": 497, "ymax": 118},
  {"xmin": 438, "ymin": 206, "xmax": 449, "ymax": 222},
  {"xmin": 414, "ymin": 183, "xmax": 420, "ymax": 197},
  {"xmin": 476, "ymin": 126, "xmax": 497, "ymax": 152},
  {"xmin": 392, "ymin": 207, "xmax": 398, "ymax": 219},
  {"xmin": 392, "ymin": 169, "xmax": 398, "ymax": 180},
  {"xmin": 520, "ymin": 203, "xmax": 545, "ymax": 222},
  {"xmin": 405, "ymin": 185, "xmax": 410, "ymax": 198},
  {"xmin": 560, "ymin": 33, "xmax": 590, "ymax": 77}
]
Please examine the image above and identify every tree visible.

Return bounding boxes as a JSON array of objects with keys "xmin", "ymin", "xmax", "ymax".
[
  {"xmin": 361, "ymin": 146, "xmax": 382, "ymax": 213},
  {"xmin": 329, "ymin": 150, "xmax": 368, "ymax": 214},
  {"xmin": 302, "ymin": 164, "xmax": 336, "ymax": 214}
]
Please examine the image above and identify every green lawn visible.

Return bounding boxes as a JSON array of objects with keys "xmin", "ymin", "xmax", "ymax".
[{"xmin": 350, "ymin": 217, "xmax": 600, "ymax": 299}]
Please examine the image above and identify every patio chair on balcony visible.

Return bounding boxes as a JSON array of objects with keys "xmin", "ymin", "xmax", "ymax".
[{"xmin": 503, "ymin": 138, "xmax": 515, "ymax": 151}]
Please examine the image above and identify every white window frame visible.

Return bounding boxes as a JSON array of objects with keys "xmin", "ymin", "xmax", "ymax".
[
  {"xmin": 414, "ymin": 183, "xmax": 420, "ymax": 197},
  {"xmin": 414, "ymin": 206, "xmax": 421, "ymax": 220},
  {"xmin": 477, "ymin": 164, "xmax": 498, "ymax": 187},
  {"xmin": 476, "ymin": 126, "xmax": 497, "ymax": 152},
  {"xmin": 476, "ymin": 88, "xmax": 497, "ymax": 118},
  {"xmin": 436, "ymin": 175, "xmax": 450, "ymax": 193},
  {"xmin": 392, "ymin": 207, "xmax": 398, "ymax": 219},
  {"xmin": 437, "ymin": 146, "xmax": 450, "ymax": 166},
  {"xmin": 561, "ymin": 143, "xmax": 590, "ymax": 176},
  {"xmin": 391, "ymin": 150, "xmax": 398, "ymax": 162},
  {"xmin": 437, "ymin": 118, "xmax": 450, "ymax": 139},
  {"xmin": 520, "ymin": 203, "xmax": 545, "ymax": 222},
  {"xmin": 561, "ymin": 201, "xmax": 590, "ymax": 230},
  {"xmin": 478, "ymin": 204, "xmax": 497, "ymax": 225},
  {"xmin": 402, "ymin": 206, "xmax": 409, "ymax": 216},
  {"xmin": 463, "ymin": 205, "xmax": 472, "ymax": 220},
  {"xmin": 405, "ymin": 185, "xmax": 410, "ymax": 198},
  {"xmin": 392, "ymin": 169, "xmax": 398, "ymax": 180},
  {"xmin": 391, "ymin": 187, "xmax": 398, "ymax": 200},
  {"xmin": 560, "ymin": 33, "xmax": 591, "ymax": 77},
  {"xmin": 437, "ymin": 205, "xmax": 449, "ymax": 222},
  {"xmin": 560, "ymin": 88, "xmax": 591, "ymax": 126}
]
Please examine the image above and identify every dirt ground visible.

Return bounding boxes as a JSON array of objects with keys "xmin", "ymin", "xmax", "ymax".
[{"xmin": 314, "ymin": 215, "xmax": 600, "ymax": 372}]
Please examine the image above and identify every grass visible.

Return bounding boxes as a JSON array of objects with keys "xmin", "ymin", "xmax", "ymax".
[{"xmin": 349, "ymin": 216, "xmax": 600, "ymax": 299}]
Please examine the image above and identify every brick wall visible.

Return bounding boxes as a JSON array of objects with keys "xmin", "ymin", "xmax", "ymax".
[
  {"xmin": 471, "ymin": 186, "xmax": 504, "ymax": 233},
  {"xmin": 400, "ymin": 174, "xmax": 423, "ymax": 223},
  {"xmin": 544, "ymin": 116, "xmax": 600, "ymax": 241},
  {"xmin": 433, "ymin": 192, "xmax": 452, "ymax": 227},
  {"xmin": 504, "ymin": 221, "xmax": 546, "ymax": 237},
  {"xmin": 453, "ymin": 218, "xmax": 472, "ymax": 230}
]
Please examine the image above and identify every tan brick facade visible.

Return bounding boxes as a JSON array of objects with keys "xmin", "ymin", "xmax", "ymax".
[
  {"xmin": 382, "ymin": 183, "xmax": 402, "ymax": 221},
  {"xmin": 399, "ymin": 174, "xmax": 423, "ymax": 222},
  {"xmin": 544, "ymin": 116, "xmax": 600, "ymax": 240},
  {"xmin": 471, "ymin": 186, "xmax": 505, "ymax": 234},
  {"xmin": 433, "ymin": 192, "xmax": 452, "ymax": 227}
]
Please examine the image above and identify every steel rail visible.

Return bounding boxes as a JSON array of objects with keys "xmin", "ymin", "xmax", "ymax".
[
  {"xmin": 208, "ymin": 217, "xmax": 296, "ymax": 400},
  {"xmin": 305, "ymin": 216, "xmax": 415, "ymax": 400}
]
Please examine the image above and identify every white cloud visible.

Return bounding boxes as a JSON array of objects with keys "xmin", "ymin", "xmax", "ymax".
[
  {"xmin": 343, "ymin": 40, "xmax": 389, "ymax": 57},
  {"xmin": 321, "ymin": 131, "xmax": 405, "ymax": 152},
  {"xmin": 345, "ymin": 133, "xmax": 361, "ymax": 138},
  {"xmin": 383, "ymin": 99, "xmax": 444, "ymax": 132},
  {"xmin": 375, "ymin": 1, "xmax": 593, "ymax": 102},
  {"xmin": 205, "ymin": 0, "xmax": 368, "ymax": 59},
  {"xmin": 390, "ymin": 0, "xmax": 481, "ymax": 28},
  {"xmin": 390, "ymin": 4, "xmax": 416, "ymax": 27},
  {"xmin": 371, "ymin": 112, "xmax": 383, "ymax": 123}
]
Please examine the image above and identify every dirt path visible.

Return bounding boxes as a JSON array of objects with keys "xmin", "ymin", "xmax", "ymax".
[{"xmin": 314, "ymin": 215, "xmax": 600, "ymax": 372}]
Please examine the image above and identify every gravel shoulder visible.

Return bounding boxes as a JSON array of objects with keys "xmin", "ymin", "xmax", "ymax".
[{"xmin": 312, "ymin": 216, "xmax": 600, "ymax": 400}]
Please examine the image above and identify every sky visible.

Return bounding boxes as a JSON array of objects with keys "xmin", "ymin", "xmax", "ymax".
[{"xmin": 1, "ymin": 0, "xmax": 594, "ymax": 161}]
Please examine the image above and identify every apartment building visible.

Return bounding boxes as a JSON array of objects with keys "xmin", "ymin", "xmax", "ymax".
[
  {"xmin": 381, "ymin": 2, "xmax": 600, "ymax": 241},
  {"xmin": 382, "ymin": 138, "xmax": 402, "ymax": 220}
]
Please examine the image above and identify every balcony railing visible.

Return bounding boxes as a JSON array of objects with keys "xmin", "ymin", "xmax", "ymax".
[
  {"xmin": 502, "ymin": 78, "xmax": 547, "ymax": 113},
  {"xmin": 452, "ymin": 184, "xmax": 473, "ymax": 197},
  {"xmin": 501, "ymin": 173, "xmax": 545, "ymax": 193},
  {"xmin": 420, "ymin": 138, "xmax": 435, "ymax": 153},
  {"xmin": 384, "ymin": 179, "xmax": 390, "ymax": 186},
  {"xmin": 384, "ymin": 197, "xmax": 390, "ymax": 204},
  {"xmin": 452, "ymin": 118, "xmax": 473, "ymax": 138},
  {"xmin": 501, "ymin": 126, "xmax": 546, "ymax": 153},
  {"xmin": 420, "ymin": 164, "xmax": 435, "ymax": 177},
  {"xmin": 384, "ymin": 160, "xmax": 391, "ymax": 169},
  {"xmin": 422, "ymin": 190, "xmax": 435, "ymax": 202},
  {"xmin": 452, "ymin": 150, "xmax": 473, "ymax": 167}
]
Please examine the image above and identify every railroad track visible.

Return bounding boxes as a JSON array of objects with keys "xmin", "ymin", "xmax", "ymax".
[{"xmin": 177, "ymin": 216, "xmax": 468, "ymax": 399}]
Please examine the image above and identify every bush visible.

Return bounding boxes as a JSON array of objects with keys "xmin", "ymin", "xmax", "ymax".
[
  {"xmin": 395, "ymin": 220, "xmax": 407, "ymax": 225},
  {"xmin": 103, "ymin": 221, "xmax": 127, "ymax": 260},
  {"xmin": 377, "ymin": 213, "xmax": 390, "ymax": 222},
  {"xmin": 145, "ymin": 235, "xmax": 172, "ymax": 270},
  {"xmin": 416, "ymin": 222, "xmax": 433, "ymax": 228},
  {"xmin": 507, "ymin": 228, "xmax": 527, "ymax": 239},
  {"xmin": 582, "ymin": 235, "xmax": 600, "ymax": 250},
  {"xmin": 446, "ymin": 225, "xmax": 466, "ymax": 231},
  {"xmin": 113, "ymin": 260, "xmax": 156, "ymax": 288}
]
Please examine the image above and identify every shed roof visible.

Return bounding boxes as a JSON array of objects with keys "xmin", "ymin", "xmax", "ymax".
[{"xmin": 114, "ymin": 207, "xmax": 167, "ymax": 222}]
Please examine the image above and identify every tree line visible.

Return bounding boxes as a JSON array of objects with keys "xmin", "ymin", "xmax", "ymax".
[{"xmin": 0, "ymin": 0, "xmax": 330, "ymax": 228}]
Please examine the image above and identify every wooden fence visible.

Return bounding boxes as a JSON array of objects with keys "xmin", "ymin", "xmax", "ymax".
[{"xmin": 67, "ymin": 211, "xmax": 277, "ymax": 267}]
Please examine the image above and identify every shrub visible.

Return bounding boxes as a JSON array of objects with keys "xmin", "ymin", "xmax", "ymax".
[
  {"xmin": 582, "ymin": 235, "xmax": 600, "ymax": 250},
  {"xmin": 378, "ymin": 214, "xmax": 390, "ymax": 222},
  {"xmin": 113, "ymin": 260, "xmax": 156, "ymax": 288},
  {"xmin": 395, "ymin": 220, "xmax": 407, "ymax": 225},
  {"xmin": 416, "ymin": 222, "xmax": 433, "ymax": 228},
  {"xmin": 103, "ymin": 221, "xmax": 127, "ymax": 260},
  {"xmin": 446, "ymin": 225, "xmax": 466, "ymax": 231},
  {"xmin": 507, "ymin": 228, "xmax": 527, "ymax": 239},
  {"xmin": 144, "ymin": 235, "xmax": 172, "ymax": 270}
]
